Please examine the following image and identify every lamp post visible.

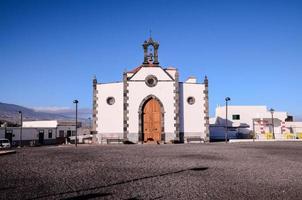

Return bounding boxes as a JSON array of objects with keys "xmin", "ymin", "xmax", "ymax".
[
  {"xmin": 252, "ymin": 119, "xmax": 255, "ymax": 142},
  {"xmin": 4, "ymin": 122, "xmax": 7, "ymax": 142},
  {"xmin": 269, "ymin": 108, "xmax": 275, "ymax": 139},
  {"xmin": 18, "ymin": 111, "xmax": 23, "ymax": 147},
  {"xmin": 225, "ymin": 97, "xmax": 231, "ymax": 143},
  {"xmin": 73, "ymin": 100, "xmax": 79, "ymax": 147}
]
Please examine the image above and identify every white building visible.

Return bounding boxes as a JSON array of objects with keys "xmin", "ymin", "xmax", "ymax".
[
  {"xmin": 92, "ymin": 37, "xmax": 209, "ymax": 144},
  {"xmin": 0, "ymin": 126, "xmax": 57, "ymax": 146},
  {"xmin": 210, "ymin": 105, "xmax": 302, "ymax": 140},
  {"xmin": 23, "ymin": 120, "xmax": 78, "ymax": 139},
  {"xmin": 0, "ymin": 120, "xmax": 77, "ymax": 146}
]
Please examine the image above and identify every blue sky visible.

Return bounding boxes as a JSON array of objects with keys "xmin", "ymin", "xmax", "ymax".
[{"xmin": 0, "ymin": 0, "xmax": 301, "ymax": 118}]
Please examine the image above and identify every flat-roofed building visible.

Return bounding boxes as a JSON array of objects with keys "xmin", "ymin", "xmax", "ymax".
[
  {"xmin": 210, "ymin": 105, "xmax": 302, "ymax": 140},
  {"xmin": 0, "ymin": 120, "xmax": 79, "ymax": 146}
]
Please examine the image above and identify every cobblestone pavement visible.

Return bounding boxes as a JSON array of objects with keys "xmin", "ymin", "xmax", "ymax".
[{"xmin": 0, "ymin": 142, "xmax": 302, "ymax": 200}]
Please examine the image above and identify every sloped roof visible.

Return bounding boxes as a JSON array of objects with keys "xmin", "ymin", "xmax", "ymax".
[{"xmin": 128, "ymin": 65, "xmax": 143, "ymax": 73}]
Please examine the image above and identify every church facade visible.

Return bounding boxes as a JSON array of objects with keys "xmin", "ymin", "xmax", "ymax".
[{"xmin": 92, "ymin": 37, "xmax": 209, "ymax": 144}]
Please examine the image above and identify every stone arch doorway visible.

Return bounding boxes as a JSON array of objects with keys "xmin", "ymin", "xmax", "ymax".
[{"xmin": 138, "ymin": 95, "xmax": 165, "ymax": 143}]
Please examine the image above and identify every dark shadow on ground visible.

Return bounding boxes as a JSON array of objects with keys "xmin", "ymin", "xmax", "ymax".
[
  {"xmin": 61, "ymin": 192, "xmax": 111, "ymax": 200},
  {"xmin": 28, "ymin": 167, "xmax": 208, "ymax": 200}
]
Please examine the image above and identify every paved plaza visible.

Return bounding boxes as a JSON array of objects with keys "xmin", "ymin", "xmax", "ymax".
[{"xmin": 0, "ymin": 142, "xmax": 302, "ymax": 200}]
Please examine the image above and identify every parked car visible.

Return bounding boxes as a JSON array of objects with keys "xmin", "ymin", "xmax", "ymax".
[{"xmin": 0, "ymin": 139, "xmax": 11, "ymax": 149}]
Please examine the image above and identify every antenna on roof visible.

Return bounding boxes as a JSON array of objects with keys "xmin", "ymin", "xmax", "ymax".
[{"xmin": 149, "ymin": 29, "xmax": 152, "ymax": 38}]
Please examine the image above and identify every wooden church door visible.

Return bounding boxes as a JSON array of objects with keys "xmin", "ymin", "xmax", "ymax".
[{"xmin": 143, "ymin": 98, "xmax": 161, "ymax": 142}]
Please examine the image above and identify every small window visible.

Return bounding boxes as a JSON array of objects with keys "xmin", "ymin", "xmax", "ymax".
[
  {"xmin": 106, "ymin": 97, "xmax": 115, "ymax": 105},
  {"xmin": 232, "ymin": 115, "xmax": 240, "ymax": 120},
  {"xmin": 145, "ymin": 75, "xmax": 158, "ymax": 87},
  {"xmin": 48, "ymin": 130, "xmax": 52, "ymax": 138},
  {"xmin": 147, "ymin": 78, "xmax": 155, "ymax": 85},
  {"xmin": 67, "ymin": 130, "xmax": 72, "ymax": 137},
  {"xmin": 38, "ymin": 130, "xmax": 44, "ymax": 138},
  {"xmin": 187, "ymin": 96, "xmax": 195, "ymax": 105}
]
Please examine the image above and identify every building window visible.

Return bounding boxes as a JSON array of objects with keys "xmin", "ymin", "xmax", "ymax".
[
  {"xmin": 145, "ymin": 75, "xmax": 158, "ymax": 87},
  {"xmin": 38, "ymin": 130, "xmax": 44, "ymax": 138},
  {"xmin": 187, "ymin": 96, "xmax": 195, "ymax": 105},
  {"xmin": 67, "ymin": 130, "xmax": 72, "ymax": 137},
  {"xmin": 232, "ymin": 114, "xmax": 240, "ymax": 120},
  {"xmin": 48, "ymin": 130, "xmax": 52, "ymax": 138},
  {"xmin": 59, "ymin": 130, "xmax": 64, "ymax": 137},
  {"xmin": 106, "ymin": 97, "xmax": 115, "ymax": 105}
]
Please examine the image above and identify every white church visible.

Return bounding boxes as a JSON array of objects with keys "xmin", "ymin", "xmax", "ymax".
[{"xmin": 92, "ymin": 37, "xmax": 209, "ymax": 144}]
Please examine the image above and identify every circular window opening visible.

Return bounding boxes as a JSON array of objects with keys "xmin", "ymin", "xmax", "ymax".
[
  {"xmin": 187, "ymin": 97, "xmax": 195, "ymax": 105},
  {"xmin": 106, "ymin": 97, "xmax": 115, "ymax": 105},
  {"xmin": 145, "ymin": 75, "xmax": 158, "ymax": 87},
  {"xmin": 147, "ymin": 78, "xmax": 154, "ymax": 85}
]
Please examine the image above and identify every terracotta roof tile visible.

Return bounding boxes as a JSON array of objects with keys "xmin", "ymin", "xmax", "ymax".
[{"xmin": 128, "ymin": 65, "xmax": 142, "ymax": 73}]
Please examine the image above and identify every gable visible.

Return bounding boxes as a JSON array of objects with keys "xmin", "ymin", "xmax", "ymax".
[{"xmin": 129, "ymin": 67, "xmax": 174, "ymax": 81}]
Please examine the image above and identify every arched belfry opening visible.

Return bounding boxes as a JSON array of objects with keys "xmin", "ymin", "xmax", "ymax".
[
  {"xmin": 138, "ymin": 95, "xmax": 165, "ymax": 143},
  {"xmin": 142, "ymin": 37, "xmax": 159, "ymax": 66}
]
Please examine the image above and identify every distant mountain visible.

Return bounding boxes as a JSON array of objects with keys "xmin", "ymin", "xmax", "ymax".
[
  {"xmin": 33, "ymin": 107, "xmax": 92, "ymax": 119},
  {"xmin": 0, "ymin": 102, "xmax": 77, "ymax": 124}
]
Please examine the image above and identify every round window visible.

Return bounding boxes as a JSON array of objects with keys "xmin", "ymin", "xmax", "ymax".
[
  {"xmin": 145, "ymin": 75, "xmax": 158, "ymax": 87},
  {"xmin": 187, "ymin": 97, "xmax": 195, "ymax": 105},
  {"xmin": 106, "ymin": 97, "xmax": 115, "ymax": 105}
]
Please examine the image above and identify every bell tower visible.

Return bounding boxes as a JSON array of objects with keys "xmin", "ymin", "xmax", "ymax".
[{"xmin": 142, "ymin": 37, "xmax": 159, "ymax": 66}]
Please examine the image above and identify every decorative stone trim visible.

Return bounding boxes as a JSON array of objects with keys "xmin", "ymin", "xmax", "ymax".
[
  {"xmin": 174, "ymin": 71, "xmax": 180, "ymax": 142},
  {"xmin": 123, "ymin": 73, "xmax": 129, "ymax": 141},
  {"xmin": 138, "ymin": 95, "xmax": 165, "ymax": 143},
  {"xmin": 203, "ymin": 76, "xmax": 210, "ymax": 142},
  {"xmin": 142, "ymin": 37, "xmax": 159, "ymax": 65},
  {"xmin": 92, "ymin": 76, "xmax": 99, "ymax": 143}
]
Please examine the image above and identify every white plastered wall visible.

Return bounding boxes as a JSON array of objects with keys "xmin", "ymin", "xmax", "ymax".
[
  {"xmin": 96, "ymin": 82, "xmax": 123, "ymax": 141},
  {"xmin": 179, "ymin": 83, "xmax": 206, "ymax": 139},
  {"xmin": 130, "ymin": 67, "xmax": 172, "ymax": 81},
  {"xmin": 285, "ymin": 122, "xmax": 302, "ymax": 135},
  {"xmin": 23, "ymin": 120, "xmax": 58, "ymax": 128},
  {"xmin": 0, "ymin": 127, "xmax": 57, "ymax": 141},
  {"xmin": 165, "ymin": 68, "xmax": 176, "ymax": 79},
  {"xmin": 215, "ymin": 106, "xmax": 287, "ymax": 126}
]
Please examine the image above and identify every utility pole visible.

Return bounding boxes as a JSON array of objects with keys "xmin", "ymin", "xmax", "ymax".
[
  {"xmin": 73, "ymin": 100, "xmax": 79, "ymax": 147},
  {"xmin": 18, "ymin": 111, "xmax": 23, "ymax": 147}
]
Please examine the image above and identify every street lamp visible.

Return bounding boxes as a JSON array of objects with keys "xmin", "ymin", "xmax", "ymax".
[
  {"xmin": 3, "ymin": 122, "xmax": 7, "ymax": 143},
  {"xmin": 225, "ymin": 97, "xmax": 231, "ymax": 143},
  {"xmin": 73, "ymin": 100, "xmax": 79, "ymax": 147},
  {"xmin": 252, "ymin": 119, "xmax": 255, "ymax": 142},
  {"xmin": 18, "ymin": 111, "xmax": 23, "ymax": 147},
  {"xmin": 269, "ymin": 108, "xmax": 275, "ymax": 139}
]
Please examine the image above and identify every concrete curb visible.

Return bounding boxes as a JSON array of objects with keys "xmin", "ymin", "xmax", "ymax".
[
  {"xmin": 0, "ymin": 150, "xmax": 16, "ymax": 156},
  {"xmin": 229, "ymin": 139, "xmax": 302, "ymax": 143}
]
